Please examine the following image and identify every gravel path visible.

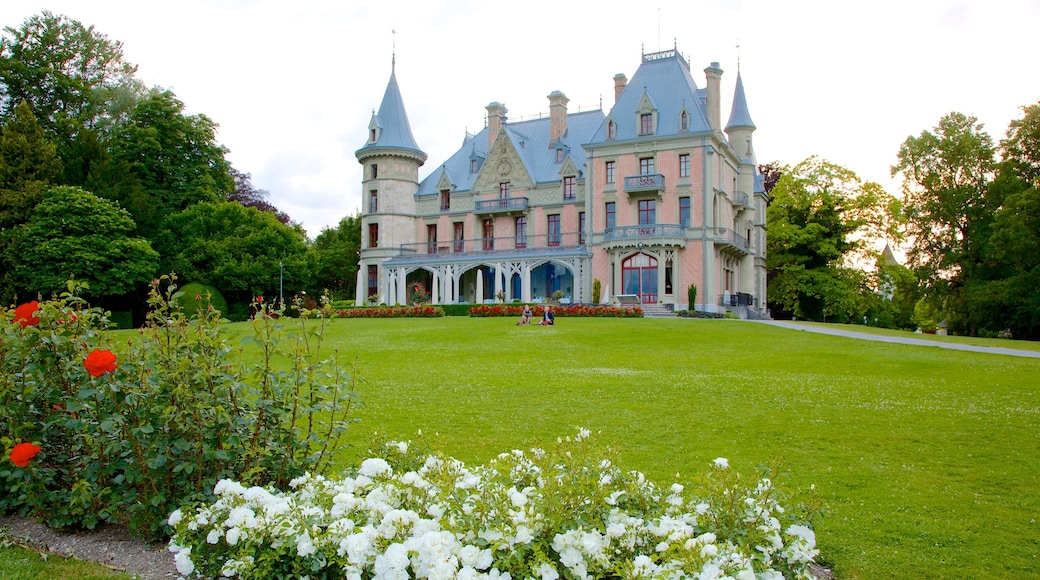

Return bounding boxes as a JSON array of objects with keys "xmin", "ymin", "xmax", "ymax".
[
  {"xmin": 0, "ymin": 515, "xmax": 178, "ymax": 579},
  {"xmin": 755, "ymin": 320, "xmax": 1040, "ymax": 358}
]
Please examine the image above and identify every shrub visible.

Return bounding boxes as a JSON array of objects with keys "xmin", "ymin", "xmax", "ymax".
[
  {"xmin": 0, "ymin": 276, "xmax": 361, "ymax": 538},
  {"xmin": 592, "ymin": 278, "xmax": 602, "ymax": 304},
  {"xmin": 677, "ymin": 310, "xmax": 725, "ymax": 319},
  {"xmin": 334, "ymin": 305, "xmax": 444, "ymax": 318},
  {"xmin": 168, "ymin": 429, "xmax": 820, "ymax": 579},
  {"xmin": 175, "ymin": 282, "xmax": 228, "ymax": 318},
  {"xmin": 688, "ymin": 283, "xmax": 698, "ymax": 308},
  {"xmin": 441, "ymin": 304, "xmax": 474, "ymax": 317}
]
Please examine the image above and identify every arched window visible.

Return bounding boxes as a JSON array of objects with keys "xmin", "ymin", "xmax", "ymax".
[
  {"xmin": 607, "ymin": 120, "xmax": 616, "ymax": 140},
  {"xmin": 622, "ymin": 253, "xmax": 658, "ymax": 304}
]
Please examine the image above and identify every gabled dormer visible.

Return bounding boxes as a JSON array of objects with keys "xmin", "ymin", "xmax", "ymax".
[
  {"xmin": 635, "ymin": 91, "xmax": 658, "ymax": 137},
  {"xmin": 469, "ymin": 144, "xmax": 485, "ymax": 174}
]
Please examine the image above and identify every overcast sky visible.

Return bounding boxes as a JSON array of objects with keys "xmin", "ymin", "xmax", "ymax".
[{"xmin": 3, "ymin": 1, "xmax": 1039, "ymax": 238}]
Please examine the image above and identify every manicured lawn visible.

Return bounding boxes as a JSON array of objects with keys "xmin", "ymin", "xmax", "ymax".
[
  {"xmin": 0, "ymin": 542, "xmax": 128, "ymax": 579},
  {"xmin": 295, "ymin": 316, "xmax": 1037, "ymax": 579}
]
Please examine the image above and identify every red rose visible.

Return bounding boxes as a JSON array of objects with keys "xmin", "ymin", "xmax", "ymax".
[
  {"xmin": 14, "ymin": 301, "xmax": 40, "ymax": 328},
  {"xmin": 84, "ymin": 349, "xmax": 118, "ymax": 377},
  {"xmin": 10, "ymin": 442, "xmax": 41, "ymax": 467}
]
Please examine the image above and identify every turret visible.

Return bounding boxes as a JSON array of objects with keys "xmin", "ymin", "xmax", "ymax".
[{"xmin": 725, "ymin": 72, "xmax": 756, "ymax": 159}]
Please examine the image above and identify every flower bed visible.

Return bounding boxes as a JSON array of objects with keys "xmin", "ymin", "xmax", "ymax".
[
  {"xmin": 469, "ymin": 304, "xmax": 643, "ymax": 318},
  {"xmin": 169, "ymin": 430, "xmax": 819, "ymax": 579},
  {"xmin": 335, "ymin": 305, "xmax": 445, "ymax": 318}
]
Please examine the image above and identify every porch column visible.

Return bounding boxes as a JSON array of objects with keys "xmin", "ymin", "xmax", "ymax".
[
  {"xmin": 396, "ymin": 269, "xmax": 406, "ymax": 305},
  {"xmin": 431, "ymin": 270, "xmax": 440, "ymax": 304},
  {"xmin": 355, "ymin": 269, "xmax": 365, "ymax": 304},
  {"xmin": 494, "ymin": 263, "xmax": 503, "ymax": 302},
  {"xmin": 521, "ymin": 262, "xmax": 532, "ymax": 303}
]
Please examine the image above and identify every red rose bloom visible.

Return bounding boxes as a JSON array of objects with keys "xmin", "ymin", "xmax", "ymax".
[
  {"xmin": 10, "ymin": 442, "xmax": 41, "ymax": 467},
  {"xmin": 14, "ymin": 301, "xmax": 40, "ymax": 328},
  {"xmin": 84, "ymin": 349, "xmax": 118, "ymax": 377}
]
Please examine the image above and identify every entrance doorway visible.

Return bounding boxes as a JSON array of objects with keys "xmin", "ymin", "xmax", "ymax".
[{"xmin": 622, "ymin": 253, "xmax": 658, "ymax": 304}]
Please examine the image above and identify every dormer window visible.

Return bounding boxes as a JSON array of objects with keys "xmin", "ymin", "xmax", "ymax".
[
  {"xmin": 680, "ymin": 110, "xmax": 689, "ymax": 132},
  {"xmin": 607, "ymin": 120, "xmax": 616, "ymax": 140},
  {"xmin": 370, "ymin": 128, "xmax": 377, "ymax": 142},
  {"xmin": 556, "ymin": 148, "xmax": 564, "ymax": 163},
  {"xmin": 640, "ymin": 113, "xmax": 653, "ymax": 136},
  {"xmin": 471, "ymin": 159, "xmax": 478, "ymax": 173}
]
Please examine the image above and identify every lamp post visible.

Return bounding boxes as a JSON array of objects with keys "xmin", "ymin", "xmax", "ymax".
[{"xmin": 279, "ymin": 261, "xmax": 284, "ymax": 309}]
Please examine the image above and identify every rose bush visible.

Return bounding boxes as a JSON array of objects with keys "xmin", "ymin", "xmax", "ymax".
[
  {"xmin": 335, "ymin": 305, "xmax": 445, "ymax": 318},
  {"xmin": 469, "ymin": 304, "xmax": 643, "ymax": 318},
  {"xmin": 169, "ymin": 430, "xmax": 821, "ymax": 579},
  {"xmin": 0, "ymin": 277, "xmax": 361, "ymax": 538}
]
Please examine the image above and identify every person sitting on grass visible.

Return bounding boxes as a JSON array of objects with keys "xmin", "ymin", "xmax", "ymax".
[
  {"xmin": 517, "ymin": 305, "xmax": 532, "ymax": 325},
  {"xmin": 539, "ymin": 305, "xmax": 555, "ymax": 326}
]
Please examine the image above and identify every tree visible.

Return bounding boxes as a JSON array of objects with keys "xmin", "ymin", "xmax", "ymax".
[
  {"xmin": 15, "ymin": 186, "xmax": 158, "ymax": 299},
  {"xmin": 89, "ymin": 90, "xmax": 233, "ymax": 237},
  {"xmin": 159, "ymin": 202, "xmax": 309, "ymax": 307},
  {"xmin": 308, "ymin": 214, "xmax": 361, "ymax": 299},
  {"xmin": 767, "ymin": 157, "xmax": 900, "ymax": 321},
  {"xmin": 0, "ymin": 12, "xmax": 137, "ymax": 181},
  {"xmin": 1001, "ymin": 101, "xmax": 1040, "ymax": 187},
  {"xmin": 892, "ymin": 112, "xmax": 998, "ymax": 332},
  {"xmin": 230, "ymin": 169, "xmax": 291, "ymax": 224}
]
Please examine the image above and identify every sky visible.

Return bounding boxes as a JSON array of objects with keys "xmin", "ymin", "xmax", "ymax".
[{"xmin": 3, "ymin": 0, "xmax": 1039, "ymax": 239}]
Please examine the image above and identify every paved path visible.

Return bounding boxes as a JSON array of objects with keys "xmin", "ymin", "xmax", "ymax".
[{"xmin": 754, "ymin": 320, "xmax": 1040, "ymax": 359}]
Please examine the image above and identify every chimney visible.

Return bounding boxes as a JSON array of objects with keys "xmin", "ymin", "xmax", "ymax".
[
  {"xmin": 613, "ymin": 73, "xmax": 628, "ymax": 104},
  {"xmin": 486, "ymin": 102, "xmax": 507, "ymax": 149},
  {"xmin": 548, "ymin": 91, "xmax": 569, "ymax": 143},
  {"xmin": 704, "ymin": 62, "xmax": 723, "ymax": 132}
]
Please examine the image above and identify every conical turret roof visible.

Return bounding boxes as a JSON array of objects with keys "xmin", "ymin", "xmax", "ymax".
[
  {"xmin": 356, "ymin": 66, "xmax": 426, "ymax": 162},
  {"xmin": 725, "ymin": 72, "xmax": 756, "ymax": 131}
]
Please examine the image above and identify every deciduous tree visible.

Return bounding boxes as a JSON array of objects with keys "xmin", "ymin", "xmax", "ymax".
[{"xmin": 308, "ymin": 214, "xmax": 361, "ymax": 299}]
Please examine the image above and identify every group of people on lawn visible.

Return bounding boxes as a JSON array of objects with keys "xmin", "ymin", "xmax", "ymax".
[{"xmin": 517, "ymin": 305, "xmax": 554, "ymax": 326}]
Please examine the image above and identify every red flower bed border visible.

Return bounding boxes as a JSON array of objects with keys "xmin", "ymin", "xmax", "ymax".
[
  {"xmin": 333, "ymin": 305, "xmax": 444, "ymax": 318},
  {"xmin": 469, "ymin": 304, "xmax": 643, "ymax": 318}
]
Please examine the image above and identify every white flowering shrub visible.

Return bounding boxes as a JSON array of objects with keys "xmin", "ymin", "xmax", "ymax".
[{"xmin": 168, "ymin": 430, "xmax": 820, "ymax": 579}]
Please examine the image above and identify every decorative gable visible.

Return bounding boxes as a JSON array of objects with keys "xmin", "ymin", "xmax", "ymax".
[
  {"xmin": 472, "ymin": 132, "xmax": 533, "ymax": 193},
  {"xmin": 635, "ymin": 91, "xmax": 658, "ymax": 136},
  {"xmin": 559, "ymin": 157, "xmax": 581, "ymax": 180},
  {"xmin": 435, "ymin": 169, "xmax": 454, "ymax": 192}
]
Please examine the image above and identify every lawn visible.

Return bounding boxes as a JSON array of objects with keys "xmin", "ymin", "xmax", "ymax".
[
  {"xmin": 5, "ymin": 315, "xmax": 1037, "ymax": 578},
  {"xmin": 291, "ymin": 316, "xmax": 1037, "ymax": 579}
]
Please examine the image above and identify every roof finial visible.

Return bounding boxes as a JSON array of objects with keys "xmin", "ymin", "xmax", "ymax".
[
  {"xmin": 736, "ymin": 40, "xmax": 741, "ymax": 73},
  {"xmin": 392, "ymin": 29, "xmax": 396, "ymax": 72}
]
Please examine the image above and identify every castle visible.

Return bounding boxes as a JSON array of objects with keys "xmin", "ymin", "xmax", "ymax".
[{"xmin": 355, "ymin": 47, "xmax": 768, "ymax": 316}]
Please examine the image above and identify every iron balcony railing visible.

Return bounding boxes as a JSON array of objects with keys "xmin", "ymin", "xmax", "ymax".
[
  {"xmin": 718, "ymin": 293, "xmax": 757, "ymax": 307},
  {"xmin": 731, "ymin": 190, "xmax": 749, "ymax": 208},
  {"xmin": 398, "ymin": 231, "xmax": 584, "ymax": 256},
  {"xmin": 474, "ymin": 197, "xmax": 529, "ymax": 213},
  {"xmin": 604, "ymin": 223, "xmax": 685, "ymax": 242},
  {"xmin": 623, "ymin": 174, "xmax": 665, "ymax": 193},
  {"xmin": 714, "ymin": 227, "xmax": 751, "ymax": 253}
]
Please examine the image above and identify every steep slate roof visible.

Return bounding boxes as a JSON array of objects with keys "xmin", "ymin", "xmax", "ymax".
[
  {"xmin": 355, "ymin": 68, "xmax": 425, "ymax": 159},
  {"xmin": 416, "ymin": 109, "xmax": 604, "ymax": 196},
  {"xmin": 726, "ymin": 72, "xmax": 756, "ymax": 131},
  {"xmin": 587, "ymin": 51, "xmax": 712, "ymax": 145}
]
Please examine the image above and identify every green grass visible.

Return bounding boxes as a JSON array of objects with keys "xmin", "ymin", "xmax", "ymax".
[
  {"xmin": 0, "ymin": 542, "xmax": 129, "ymax": 579},
  {"xmin": 311, "ymin": 316, "xmax": 1038, "ymax": 579},
  {"xmin": 8, "ymin": 316, "xmax": 1038, "ymax": 578},
  {"xmin": 791, "ymin": 320, "xmax": 1040, "ymax": 352}
]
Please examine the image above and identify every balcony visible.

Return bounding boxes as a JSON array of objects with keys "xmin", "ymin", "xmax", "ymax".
[
  {"xmin": 714, "ymin": 227, "xmax": 752, "ymax": 255},
  {"xmin": 603, "ymin": 223, "xmax": 686, "ymax": 249},
  {"xmin": 474, "ymin": 197, "xmax": 529, "ymax": 215},
  {"xmin": 389, "ymin": 232, "xmax": 586, "ymax": 264},
  {"xmin": 623, "ymin": 174, "xmax": 665, "ymax": 195},
  {"xmin": 730, "ymin": 190, "xmax": 749, "ymax": 209}
]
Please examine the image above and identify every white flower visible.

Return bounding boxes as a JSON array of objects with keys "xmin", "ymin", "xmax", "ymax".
[
  {"xmin": 207, "ymin": 529, "xmax": 222, "ymax": 544},
  {"xmin": 297, "ymin": 532, "xmax": 317, "ymax": 557},
  {"xmin": 507, "ymin": 487, "xmax": 528, "ymax": 507},
  {"xmin": 786, "ymin": 524, "xmax": 816, "ymax": 546},
  {"xmin": 394, "ymin": 441, "xmax": 409, "ymax": 453},
  {"xmin": 167, "ymin": 509, "xmax": 183, "ymax": 527},
  {"xmin": 713, "ymin": 457, "xmax": 729, "ymax": 469},
  {"xmin": 670, "ymin": 483, "xmax": 684, "ymax": 494},
  {"xmin": 575, "ymin": 427, "xmax": 591, "ymax": 441},
  {"xmin": 173, "ymin": 547, "xmax": 195, "ymax": 575},
  {"xmin": 533, "ymin": 562, "xmax": 559, "ymax": 580},
  {"xmin": 513, "ymin": 525, "xmax": 534, "ymax": 545},
  {"xmin": 226, "ymin": 527, "xmax": 242, "ymax": 546},
  {"xmin": 359, "ymin": 457, "xmax": 392, "ymax": 478}
]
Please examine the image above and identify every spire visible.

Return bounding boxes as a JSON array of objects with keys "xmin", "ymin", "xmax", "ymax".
[
  {"xmin": 356, "ymin": 64, "xmax": 426, "ymax": 163},
  {"xmin": 725, "ymin": 72, "xmax": 756, "ymax": 131}
]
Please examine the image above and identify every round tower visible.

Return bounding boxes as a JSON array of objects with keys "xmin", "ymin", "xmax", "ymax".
[{"xmin": 355, "ymin": 62, "xmax": 427, "ymax": 304}]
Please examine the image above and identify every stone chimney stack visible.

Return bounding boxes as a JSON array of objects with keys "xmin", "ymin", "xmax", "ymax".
[
  {"xmin": 704, "ymin": 62, "xmax": 723, "ymax": 132},
  {"xmin": 548, "ymin": 91, "xmax": 569, "ymax": 143},
  {"xmin": 613, "ymin": 73, "xmax": 628, "ymax": 104},
  {"xmin": 486, "ymin": 102, "xmax": 507, "ymax": 149}
]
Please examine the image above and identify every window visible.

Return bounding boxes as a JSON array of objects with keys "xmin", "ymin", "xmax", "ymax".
[
  {"xmin": 640, "ymin": 113, "xmax": 652, "ymax": 135},
  {"xmin": 548, "ymin": 214, "xmax": 561, "ymax": 246},
  {"xmin": 679, "ymin": 154, "xmax": 689, "ymax": 178},
  {"xmin": 638, "ymin": 199, "xmax": 656, "ymax": 226},
  {"xmin": 563, "ymin": 176, "xmax": 576, "ymax": 200},
  {"xmin": 367, "ymin": 265, "xmax": 378, "ymax": 299},
  {"xmin": 640, "ymin": 157, "xmax": 655, "ymax": 175},
  {"xmin": 440, "ymin": 190, "xmax": 450, "ymax": 211},
  {"xmin": 453, "ymin": 222, "xmax": 464, "ymax": 252},
  {"xmin": 368, "ymin": 223, "xmax": 378, "ymax": 248},
  {"xmin": 370, "ymin": 129, "xmax": 377, "ymax": 143},
  {"xmin": 578, "ymin": 211, "xmax": 586, "ymax": 244},
  {"xmin": 369, "ymin": 190, "xmax": 378, "ymax": 213},
  {"xmin": 680, "ymin": 111, "xmax": 689, "ymax": 132},
  {"xmin": 607, "ymin": 120, "xmax": 616, "ymax": 140},
  {"xmin": 515, "ymin": 217, "xmax": 527, "ymax": 249},
  {"xmin": 471, "ymin": 159, "xmax": 478, "ymax": 173},
  {"xmin": 605, "ymin": 202, "xmax": 616, "ymax": 230},
  {"xmin": 427, "ymin": 224, "xmax": 437, "ymax": 253},
  {"xmin": 482, "ymin": 219, "xmax": 494, "ymax": 250},
  {"xmin": 556, "ymin": 149, "xmax": 564, "ymax": 163},
  {"xmin": 679, "ymin": 197, "xmax": 691, "ymax": 227},
  {"xmin": 499, "ymin": 182, "xmax": 510, "ymax": 199},
  {"xmin": 605, "ymin": 161, "xmax": 615, "ymax": 184},
  {"xmin": 370, "ymin": 163, "xmax": 378, "ymax": 179}
]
